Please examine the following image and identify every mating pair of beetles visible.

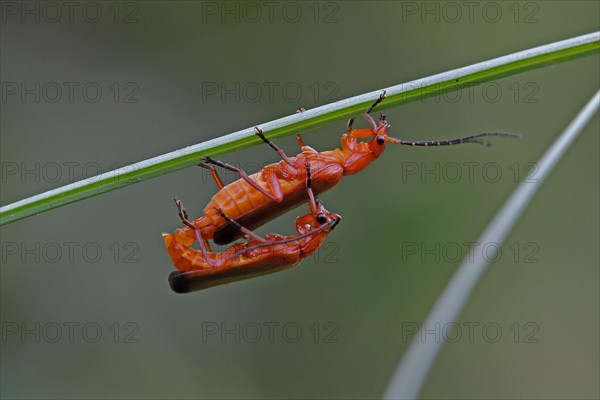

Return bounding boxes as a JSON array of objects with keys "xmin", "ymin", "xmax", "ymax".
[{"xmin": 163, "ymin": 91, "xmax": 517, "ymax": 293}]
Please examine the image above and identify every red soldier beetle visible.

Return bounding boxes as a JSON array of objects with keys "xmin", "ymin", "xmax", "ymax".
[
  {"xmin": 169, "ymin": 91, "xmax": 519, "ymax": 247},
  {"xmin": 164, "ymin": 163, "xmax": 341, "ymax": 293}
]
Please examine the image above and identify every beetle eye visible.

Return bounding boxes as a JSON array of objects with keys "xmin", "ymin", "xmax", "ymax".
[
  {"xmin": 376, "ymin": 135, "xmax": 385, "ymax": 145},
  {"xmin": 316, "ymin": 213, "xmax": 327, "ymax": 224}
]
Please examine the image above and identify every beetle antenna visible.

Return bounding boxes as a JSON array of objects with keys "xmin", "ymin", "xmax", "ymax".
[{"xmin": 388, "ymin": 132, "xmax": 520, "ymax": 147}]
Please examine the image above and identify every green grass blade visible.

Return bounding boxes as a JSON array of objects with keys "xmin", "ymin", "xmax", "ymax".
[{"xmin": 1, "ymin": 31, "xmax": 598, "ymax": 226}]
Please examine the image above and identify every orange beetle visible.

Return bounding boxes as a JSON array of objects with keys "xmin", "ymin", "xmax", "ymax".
[
  {"xmin": 164, "ymin": 163, "xmax": 341, "ymax": 293},
  {"xmin": 170, "ymin": 91, "xmax": 518, "ymax": 247}
]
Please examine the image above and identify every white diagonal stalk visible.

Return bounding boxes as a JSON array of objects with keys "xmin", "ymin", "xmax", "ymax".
[{"xmin": 383, "ymin": 89, "xmax": 600, "ymax": 400}]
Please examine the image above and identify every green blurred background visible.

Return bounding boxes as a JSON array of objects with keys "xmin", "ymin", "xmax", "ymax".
[{"xmin": 1, "ymin": 1, "xmax": 598, "ymax": 398}]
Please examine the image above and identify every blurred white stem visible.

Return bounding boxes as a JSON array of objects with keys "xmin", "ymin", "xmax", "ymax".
[{"xmin": 383, "ymin": 89, "xmax": 600, "ymax": 400}]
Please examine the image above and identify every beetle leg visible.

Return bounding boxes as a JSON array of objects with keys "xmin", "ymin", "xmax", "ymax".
[
  {"xmin": 262, "ymin": 166, "xmax": 285, "ymax": 202},
  {"xmin": 254, "ymin": 127, "xmax": 297, "ymax": 167},
  {"xmin": 202, "ymin": 156, "xmax": 284, "ymax": 202},
  {"xmin": 294, "ymin": 107, "xmax": 309, "ymax": 149},
  {"xmin": 363, "ymin": 90, "xmax": 386, "ymax": 130},
  {"xmin": 213, "ymin": 207, "xmax": 266, "ymax": 242},
  {"xmin": 304, "ymin": 160, "xmax": 319, "ymax": 215},
  {"xmin": 198, "ymin": 163, "xmax": 225, "ymax": 189},
  {"xmin": 347, "ymin": 117, "xmax": 355, "ymax": 133},
  {"xmin": 173, "ymin": 198, "xmax": 217, "ymax": 267}
]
